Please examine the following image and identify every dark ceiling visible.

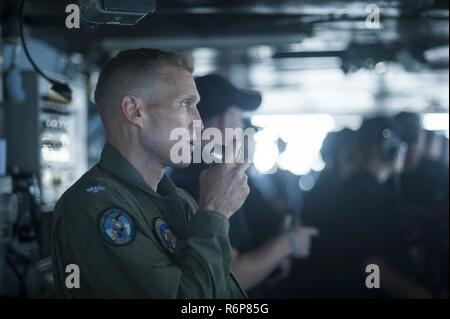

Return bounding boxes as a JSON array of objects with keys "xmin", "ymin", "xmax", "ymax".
[{"xmin": 1, "ymin": 0, "xmax": 449, "ymax": 67}]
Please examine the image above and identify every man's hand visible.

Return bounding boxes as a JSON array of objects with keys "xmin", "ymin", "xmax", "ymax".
[
  {"xmin": 287, "ymin": 226, "xmax": 319, "ymax": 258},
  {"xmin": 198, "ymin": 139, "xmax": 250, "ymax": 219}
]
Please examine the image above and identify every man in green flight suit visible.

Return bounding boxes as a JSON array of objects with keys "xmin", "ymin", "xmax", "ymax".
[{"xmin": 51, "ymin": 48, "xmax": 250, "ymax": 298}]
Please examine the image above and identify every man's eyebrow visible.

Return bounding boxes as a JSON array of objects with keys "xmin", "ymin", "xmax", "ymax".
[{"xmin": 181, "ymin": 93, "xmax": 201, "ymax": 102}]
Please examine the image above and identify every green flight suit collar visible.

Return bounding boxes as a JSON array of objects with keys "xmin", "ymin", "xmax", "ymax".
[{"xmin": 98, "ymin": 143, "xmax": 178, "ymax": 198}]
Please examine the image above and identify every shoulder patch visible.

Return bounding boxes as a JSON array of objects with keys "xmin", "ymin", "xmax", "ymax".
[
  {"xmin": 154, "ymin": 218, "xmax": 177, "ymax": 254},
  {"xmin": 86, "ymin": 185, "xmax": 106, "ymax": 193},
  {"xmin": 100, "ymin": 208, "xmax": 136, "ymax": 246}
]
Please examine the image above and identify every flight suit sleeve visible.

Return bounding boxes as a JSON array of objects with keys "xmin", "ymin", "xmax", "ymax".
[{"xmin": 56, "ymin": 188, "xmax": 234, "ymax": 299}]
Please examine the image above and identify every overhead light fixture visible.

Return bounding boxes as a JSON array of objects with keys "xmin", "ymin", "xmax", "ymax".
[{"xmin": 80, "ymin": 0, "xmax": 157, "ymax": 25}]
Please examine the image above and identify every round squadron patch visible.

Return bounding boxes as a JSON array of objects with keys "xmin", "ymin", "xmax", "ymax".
[
  {"xmin": 154, "ymin": 218, "xmax": 177, "ymax": 254},
  {"xmin": 100, "ymin": 208, "xmax": 136, "ymax": 246}
]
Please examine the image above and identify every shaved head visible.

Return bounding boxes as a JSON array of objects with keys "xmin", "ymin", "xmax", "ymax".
[{"xmin": 94, "ymin": 48, "xmax": 194, "ymax": 133}]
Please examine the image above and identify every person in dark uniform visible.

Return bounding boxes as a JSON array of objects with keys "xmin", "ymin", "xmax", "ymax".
[
  {"xmin": 325, "ymin": 117, "xmax": 433, "ymax": 298},
  {"xmin": 303, "ymin": 128, "xmax": 357, "ymax": 228},
  {"xmin": 394, "ymin": 112, "xmax": 449, "ymax": 298},
  {"xmin": 287, "ymin": 128, "xmax": 357, "ymax": 298},
  {"xmin": 51, "ymin": 49, "xmax": 250, "ymax": 298},
  {"xmin": 297, "ymin": 116, "xmax": 433, "ymax": 298},
  {"xmin": 394, "ymin": 112, "xmax": 449, "ymax": 206},
  {"xmin": 170, "ymin": 74, "xmax": 318, "ymax": 297}
]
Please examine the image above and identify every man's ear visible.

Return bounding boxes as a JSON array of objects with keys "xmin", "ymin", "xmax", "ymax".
[{"xmin": 121, "ymin": 95, "xmax": 144, "ymax": 127}]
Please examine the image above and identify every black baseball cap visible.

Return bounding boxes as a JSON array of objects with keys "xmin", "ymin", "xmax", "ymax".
[{"xmin": 195, "ymin": 74, "xmax": 262, "ymax": 120}]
